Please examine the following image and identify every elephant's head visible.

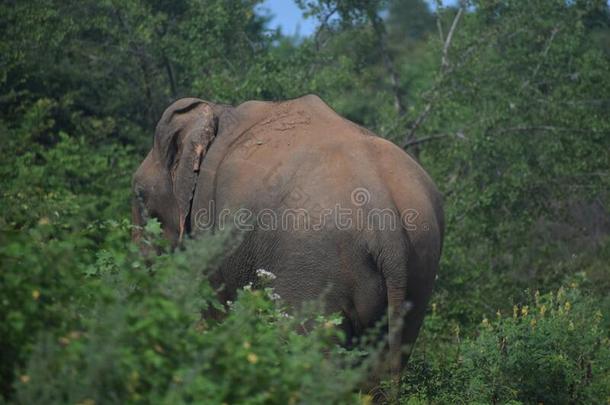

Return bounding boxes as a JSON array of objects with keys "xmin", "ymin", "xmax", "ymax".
[{"xmin": 132, "ymin": 98, "xmax": 218, "ymax": 251}]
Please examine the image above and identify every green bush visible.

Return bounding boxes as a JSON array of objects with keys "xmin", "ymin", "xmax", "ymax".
[
  {"xmin": 12, "ymin": 226, "xmax": 367, "ymax": 404},
  {"xmin": 0, "ymin": 98, "xmax": 134, "ymax": 397},
  {"xmin": 399, "ymin": 285, "xmax": 610, "ymax": 404}
]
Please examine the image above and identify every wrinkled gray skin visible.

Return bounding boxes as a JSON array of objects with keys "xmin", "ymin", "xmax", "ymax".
[{"xmin": 132, "ymin": 95, "xmax": 444, "ymax": 376}]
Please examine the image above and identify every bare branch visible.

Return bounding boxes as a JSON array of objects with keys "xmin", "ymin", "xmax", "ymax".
[
  {"xmin": 242, "ymin": 31, "xmax": 257, "ymax": 54},
  {"xmin": 402, "ymin": 132, "xmax": 465, "ymax": 149},
  {"xmin": 495, "ymin": 125, "xmax": 605, "ymax": 134},
  {"xmin": 520, "ymin": 27, "xmax": 559, "ymax": 93},
  {"xmin": 304, "ymin": 6, "xmax": 338, "ymax": 79},
  {"xmin": 403, "ymin": 133, "xmax": 451, "ymax": 148},
  {"xmin": 313, "ymin": 6, "xmax": 338, "ymax": 51},
  {"xmin": 163, "ymin": 56, "xmax": 177, "ymax": 98},
  {"xmin": 368, "ymin": 10, "xmax": 406, "ymax": 117},
  {"xmin": 436, "ymin": 9, "xmax": 444, "ymax": 43},
  {"xmin": 441, "ymin": 7, "xmax": 464, "ymax": 71},
  {"xmin": 403, "ymin": 6, "xmax": 464, "ymax": 149},
  {"xmin": 405, "ymin": 103, "xmax": 432, "ymax": 143}
]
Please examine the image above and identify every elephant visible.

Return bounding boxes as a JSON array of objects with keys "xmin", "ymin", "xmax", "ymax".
[{"xmin": 132, "ymin": 94, "xmax": 444, "ymax": 376}]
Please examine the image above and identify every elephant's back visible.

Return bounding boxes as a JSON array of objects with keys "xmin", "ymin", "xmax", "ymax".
[{"xmin": 195, "ymin": 94, "xmax": 442, "ymax": 247}]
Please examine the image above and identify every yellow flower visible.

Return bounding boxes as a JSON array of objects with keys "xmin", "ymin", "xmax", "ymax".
[
  {"xmin": 243, "ymin": 341, "xmax": 251, "ymax": 349},
  {"xmin": 539, "ymin": 304, "xmax": 547, "ymax": 317},
  {"xmin": 564, "ymin": 301, "xmax": 571, "ymax": 312},
  {"xmin": 530, "ymin": 318, "xmax": 537, "ymax": 328},
  {"xmin": 247, "ymin": 353, "xmax": 258, "ymax": 364},
  {"xmin": 69, "ymin": 331, "xmax": 81, "ymax": 340},
  {"xmin": 129, "ymin": 371, "xmax": 139, "ymax": 383},
  {"xmin": 32, "ymin": 290, "xmax": 40, "ymax": 300},
  {"xmin": 360, "ymin": 394, "xmax": 373, "ymax": 405},
  {"xmin": 195, "ymin": 320, "xmax": 207, "ymax": 333},
  {"xmin": 521, "ymin": 305, "xmax": 529, "ymax": 317},
  {"xmin": 38, "ymin": 216, "xmax": 50, "ymax": 225},
  {"xmin": 20, "ymin": 375, "xmax": 30, "ymax": 384}
]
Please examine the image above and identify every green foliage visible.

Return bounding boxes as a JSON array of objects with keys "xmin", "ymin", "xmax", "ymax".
[
  {"xmin": 12, "ymin": 230, "xmax": 364, "ymax": 404},
  {"xmin": 418, "ymin": 0, "xmax": 610, "ymax": 328},
  {"xmin": 399, "ymin": 285, "xmax": 610, "ymax": 404},
  {"xmin": 1, "ymin": 0, "xmax": 609, "ymax": 402},
  {"xmin": 0, "ymin": 96, "xmax": 135, "ymax": 396}
]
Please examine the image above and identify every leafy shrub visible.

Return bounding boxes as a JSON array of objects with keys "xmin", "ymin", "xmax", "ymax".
[
  {"xmin": 12, "ymin": 226, "xmax": 366, "ymax": 404},
  {"xmin": 0, "ymin": 99, "xmax": 134, "ymax": 397},
  {"xmin": 399, "ymin": 285, "xmax": 610, "ymax": 404}
]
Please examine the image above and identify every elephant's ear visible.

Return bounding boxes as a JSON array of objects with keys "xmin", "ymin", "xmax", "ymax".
[{"xmin": 154, "ymin": 98, "xmax": 218, "ymax": 241}]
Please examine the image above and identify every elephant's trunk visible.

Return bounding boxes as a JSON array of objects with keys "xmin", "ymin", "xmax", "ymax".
[{"xmin": 131, "ymin": 192, "xmax": 157, "ymax": 258}]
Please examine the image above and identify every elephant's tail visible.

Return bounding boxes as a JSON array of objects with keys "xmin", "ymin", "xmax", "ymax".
[
  {"xmin": 376, "ymin": 232, "xmax": 437, "ymax": 381},
  {"xmin": 377, "ymin": 239, "xmax": 411, "ymax": 379}
]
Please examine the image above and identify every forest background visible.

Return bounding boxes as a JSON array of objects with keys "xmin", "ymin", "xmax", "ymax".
[{"xmin": 1, "ymin": 0, "xmax": 609, "ymax": 403}]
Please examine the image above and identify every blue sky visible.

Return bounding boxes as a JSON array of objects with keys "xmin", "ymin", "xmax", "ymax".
[
  {"xmin": 258, "ymin": 0, "xmax": 317, "ymax": 37},
  {"xmin": 259, "ymin": 0, "xmax": 458, "ymax": 37}
]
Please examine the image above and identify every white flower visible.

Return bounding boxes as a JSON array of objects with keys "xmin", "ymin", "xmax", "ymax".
[
  {"xmin": 267, "ymin": 291, "xmax": 281, "ymax": 301},
  {"xmin": 255, "ymin": 268, "xmax": 276, "ymax": 281}
]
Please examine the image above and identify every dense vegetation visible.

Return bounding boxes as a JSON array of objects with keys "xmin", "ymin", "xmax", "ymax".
[{"xmin": 1, "ymin": 0, "xmax": 609, "ymax": 403}]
